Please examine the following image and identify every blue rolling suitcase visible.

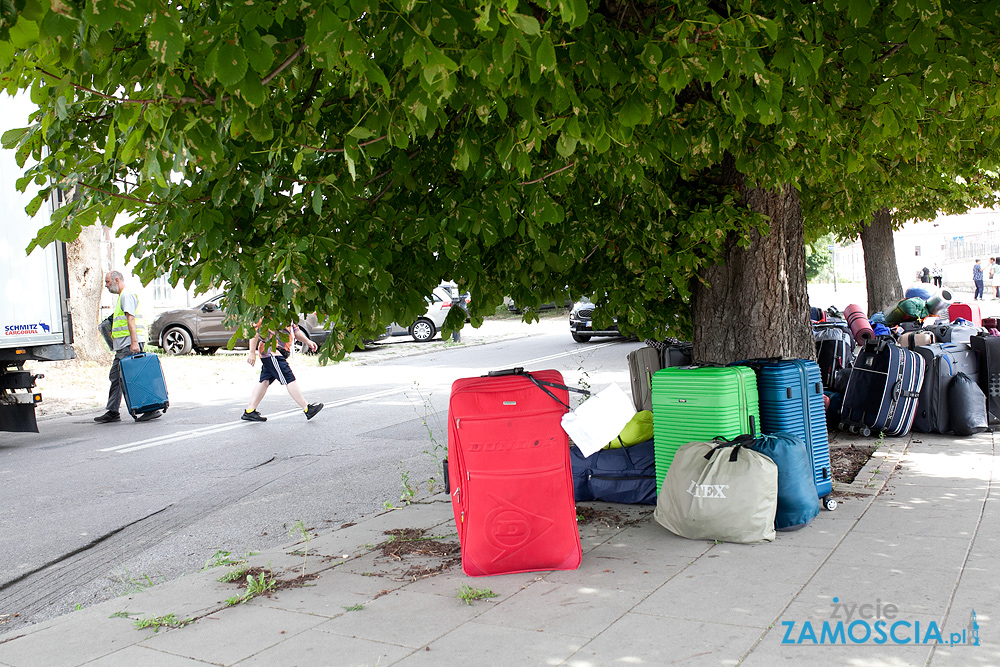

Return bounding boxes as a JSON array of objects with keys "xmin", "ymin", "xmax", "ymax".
[
  {"xmin": 735, "ymin": 359, "xmax": 836, "ymax": 511},
  {"xmin": 119, "ymin": 352, "xmax": 169, "ymax": 420}
]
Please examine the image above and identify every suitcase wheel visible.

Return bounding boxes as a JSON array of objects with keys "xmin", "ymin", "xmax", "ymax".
[
  {"xmin": 861, "ymin": 427, "xmax": 871, "ymax": 437},
  {"xmin": 823, "ymin": 496, "xmax": 838, "ymax": 511}
]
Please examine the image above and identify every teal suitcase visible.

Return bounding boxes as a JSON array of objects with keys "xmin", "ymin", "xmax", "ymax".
[{"xmin": 651, "ymin": 366, "xmax": 759, "ymax": 491}]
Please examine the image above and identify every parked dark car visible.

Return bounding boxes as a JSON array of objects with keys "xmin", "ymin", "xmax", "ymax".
[
  {"xmin": 569, "ymin": 297, "xmax": 621, "ymax": 343},
  {"xmin": 147, "ymin": 294, "xmax": 333, "ymax": 355}
]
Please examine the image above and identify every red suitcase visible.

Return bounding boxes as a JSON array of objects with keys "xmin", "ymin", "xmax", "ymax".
[
  {"xmin": 948, "ymin": 302, "xmax": 982, "ymax": 327},
  {"xmin": 448, "ymin": 368, "xmax": 583, "ymax": 577}
]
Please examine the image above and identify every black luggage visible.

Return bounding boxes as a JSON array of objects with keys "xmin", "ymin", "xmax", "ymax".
[
  {"xmin": 813, "ymin": 323, "xmax": 854, "ymax": 390},
  {"xmin": 570, "ymin": 439, "xmax": 657, "ymax": 505},
  {"xmin": 911, "ymin": 342, "xmax": 978, "ymax": 434},
  {"xmin": 839, "ymin": 339, "xmax": 925, "ymax": 437},
  {"xmin": 970, "ymin": 334, "xmax": 1000, "ymax": 425}
]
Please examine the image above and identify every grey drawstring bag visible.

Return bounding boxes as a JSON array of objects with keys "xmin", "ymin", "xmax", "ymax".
[{"xmin": 654, "ymin": 439, "xmax": 778, "ymax": 544}]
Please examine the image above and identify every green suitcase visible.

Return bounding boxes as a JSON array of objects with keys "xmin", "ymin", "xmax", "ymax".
[{"xmin": 651, "ymin": 366, "xmax": 760, "ymax": 491}]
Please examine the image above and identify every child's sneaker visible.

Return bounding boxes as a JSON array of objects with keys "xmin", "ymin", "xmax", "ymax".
[
  {"xmin": 241, "ymin": 410, "xmax": 267, "ymax": 422},
  {"xmin": 305, "ymin": 403, "xmax": 324, "ymax": 420}
]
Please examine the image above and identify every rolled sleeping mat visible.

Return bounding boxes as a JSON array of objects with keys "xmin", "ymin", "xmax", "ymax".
[
  {"xmin": 924, "ymin": 289, "xmax": 952, "ymax": 315},
  {"xmin": 844, "ymin": 303, "xmax": 875, "ymax": 345}
]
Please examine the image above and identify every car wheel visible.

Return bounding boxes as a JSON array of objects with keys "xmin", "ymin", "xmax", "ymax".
[
  {"xmin": 194, "ymin": 346, "xmax": 218, "ymax": 356},
  {"xmin": 410, "ymin": 318, "xmax": 436, "ymax": 342},
  {"xmin": 162, "ymin": 326, "xmax": 193, "ymax": 355},
  {"xmin": 571, "ymin": 332, "xmax": 592, "ymax": 343},
  {"xmin": 293, "ymin": 332, "xmax": 313, "ymax": 355}
]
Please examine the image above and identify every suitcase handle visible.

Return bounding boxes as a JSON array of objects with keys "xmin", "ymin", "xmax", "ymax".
[{"xmin": 484, "ymin": 367, "xmax": 591, "ymax": 409}]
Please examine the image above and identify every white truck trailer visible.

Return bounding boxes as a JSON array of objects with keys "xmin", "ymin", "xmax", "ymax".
[{"xmin": 0, "ymin": 94, "xmax": 75, "ymax": 432}]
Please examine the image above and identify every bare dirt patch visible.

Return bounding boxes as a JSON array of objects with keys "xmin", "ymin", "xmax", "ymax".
[
  {"xmin": 830, "ymin": 444, "xmax": 876, "ymax": 484},
  {"xmin": 576, "ymin": 505, "xmax": 651, "ymax": 528},
  {"xmin": 371, "ymin": 528, "xmax": 461, "ymax": 582}
]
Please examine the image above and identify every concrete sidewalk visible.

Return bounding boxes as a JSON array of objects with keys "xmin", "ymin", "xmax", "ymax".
[{"xmin": 0, "ymin": 431, "xmax": 996, "ymax": 667}]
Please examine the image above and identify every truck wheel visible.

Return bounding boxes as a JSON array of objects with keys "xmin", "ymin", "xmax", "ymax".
[
  {"xmin": 162, "ymin": 327, "xmax": 193, "ymax": 355},
  {"xmin": 572, "ymin": 332, "xmax": 592, "ymax": 343},
  {"xmin": 410, "ymin": 318, "xmax": 436, "ymax": 342}
]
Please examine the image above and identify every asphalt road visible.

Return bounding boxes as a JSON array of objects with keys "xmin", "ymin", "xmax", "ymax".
[{"xmin": 0, "ymin": 319, "xmax": 639, "ymax": 635}]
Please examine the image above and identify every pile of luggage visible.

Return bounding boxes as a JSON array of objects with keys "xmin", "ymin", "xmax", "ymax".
[
  {"xmin": 442, "ymin": 292, "xmax": 1000, "ymax": 577},
  {"xmin": 815, "ymin": 288, "xmax": 996, "ymax": 439}
]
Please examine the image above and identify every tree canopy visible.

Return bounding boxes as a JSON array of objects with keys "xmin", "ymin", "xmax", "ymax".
[{"xmin": 3, "ymin": 0, "xmax": 1000, "ymax": 358}]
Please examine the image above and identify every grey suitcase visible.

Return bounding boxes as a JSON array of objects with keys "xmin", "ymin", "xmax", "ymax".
[
  {"xmin": 911, "ymin": 342, "xmax": 978, "ymax": 434},
  {"xmin": 931, "ymin": 323, "xmax": 980, "ymax": 344},
  {"xmin": 627, "ymin": 346, "xmax": 661, "ymax": 412}
]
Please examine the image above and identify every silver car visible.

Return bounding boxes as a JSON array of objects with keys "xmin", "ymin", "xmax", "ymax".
[{"xmin": 386, "ymin": 286, "xmax": 467, "ymax": 342}]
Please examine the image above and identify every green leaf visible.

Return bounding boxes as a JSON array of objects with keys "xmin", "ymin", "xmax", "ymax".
[
  {"xmin": 147, "ymin": 10, "xmax": 185, "ymax": 66},
  {"xmin": 847, "ymin": 0, "xmax": 873, "ymax": 27},
  {"xmin": 0, "ymin": 127, "xmax": 27, "ymax": 149},
  {"xmin": 508, "ymin": 12, "xmax": 540, "ymax": 36},
  {"xmin": 312, "ymin": 187, "xmax": 323, "ymax": 215},
  {"xmin": 556, "ymin": 132, "xmax": 577, "ymax": 157},
  {"xmin": 216, "ymin": 42, "xmax": 249, "ymax": 88},
  {"xmin": 536, "ymin": 35, "xmax": 556, "ymax": 72},
  {"xmin": 243, "ymin": 30, "xmax": 274, "ymax": 75}
]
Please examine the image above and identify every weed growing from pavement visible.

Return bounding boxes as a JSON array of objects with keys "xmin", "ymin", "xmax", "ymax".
[
  {"xmin": 110, "ymin": 564, "xmax": 161, "ymax": 596},
  {"xmin": 342, "ymin": 604, "xmax": 364, "ymax": 612},
  {"xmin": 225, "ymin": 572, "xmax": 276, "ymax": 606},
  {"xmin": 109, "ymin": 611, "xmax": 138, "ymax": 619},
  {"xmin": 202, "ymin": 550, "xmax": 246, "ymax": 570},
  {"xmin": 403, "ymin": 381, "xmax": 447, "ymax": 496},
  {"xmin": 287, "ymin": 520, "xmax": 313, "ymax": 572},
  {"xmin": 456, "ymin": 585, "xmax": 498, "ymax": 606},
  {"xmin": 217, "ymin": 565, "xmax": 251, "ymax": 583},
  {"xmin": 132, "ymin": 613, "xmax": 193, "ymax": 632}
]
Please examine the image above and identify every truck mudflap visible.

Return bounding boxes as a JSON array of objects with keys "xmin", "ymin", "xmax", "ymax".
[
  {"xmin": 0, "ymin": 363, "xmax": 45, "ymax": 432},
  {"xmin": 0, "ymin": 402, "xmax": 40, "ymax": 432}
]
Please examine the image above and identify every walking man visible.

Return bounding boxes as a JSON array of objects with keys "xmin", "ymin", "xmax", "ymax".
[
  {"xmin": 242, "ymin": 321, "xmax": 323, "ymax": 422},
  {"xmin": 932, "ymin": 263, "xmax": 943, "ymax": 288},
  {"xmin": 94, "ymin": 271, "xmax": 161, "ymax": 423},
  {"xmin": 973, "ymin": 259, "xmax": 985, "ymax": 301}
]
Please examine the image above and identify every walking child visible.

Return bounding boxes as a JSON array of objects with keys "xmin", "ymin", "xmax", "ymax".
[{"xmin": 242, "ymin": 321, "xmax": 323, "ymax": 422}]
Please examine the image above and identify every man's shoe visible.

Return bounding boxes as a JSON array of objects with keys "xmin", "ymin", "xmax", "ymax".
[
  {"xmin": 241, "ymin": 410, "xmax": 267, "ymax": 422},
  {"xmin": 94, "ymin": 411, "xmax": 120, "ymax": 423},
  {"xmin": 305, "ymin": 403, "xmax": 324, "ymax": 420},
  {"xmin": 136, "ymin": 410, "xmax": 162, "ymax": 422}
]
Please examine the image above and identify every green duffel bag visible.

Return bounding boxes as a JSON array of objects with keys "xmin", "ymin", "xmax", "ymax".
[
  {"xmin": 605, "ymin": 410, "xmax": 654, "ymax": 449},
  {"xmin": 654, "ymin": 438, "xmax": 778, "ymax": 544}
]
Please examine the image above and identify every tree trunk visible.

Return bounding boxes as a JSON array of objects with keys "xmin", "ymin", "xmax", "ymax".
[
  {"xmin": 860, "ymin": 208, "xmax": 903, "ymax": 316},
  {"xmin": 66, "ymin": 225, "xmax": 110, "ymax": 363},
  {"xmin": 691, "ymin": 162, "xmax": 813, "ymax": 364}
]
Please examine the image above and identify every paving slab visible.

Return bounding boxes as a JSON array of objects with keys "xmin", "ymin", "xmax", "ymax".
[
  {"xmin": 850, "ymin": 485, "xmax": 988, "ymax": 538},
  {"xmin": 232, "ymin": 627, "xmax": 414, "ymax": 667},
  {"xmin": 0, "ymin": 606, "xmax": 147, "ymax": 667},
  {"xmin": 471, "ymin": 579, "xmax": 645, "ymax": 637},
  {"xmin": 793, "ymin": 532, "xmax": 973, "ymax": 617},
  {"xmin": 139, "ymin": 604, "xmax": 327, "ymax": 666},
  {"xmin": 390, "ymin": 620, "xmax": 588, "ymax": 667},
  {"xmin": 255, "ymin": 570, "xmax": 406, "ymax": 618},
  {"xmin": 85, "ymin": 645, "xmax": 218, "ymax": 666},
  {"xmin": 313, "ymin": 588, "xmax": 486, "ymax": 649},
  {"xmin": 566, "ymin": 613, "xmax": 764, "ymax": 667}
]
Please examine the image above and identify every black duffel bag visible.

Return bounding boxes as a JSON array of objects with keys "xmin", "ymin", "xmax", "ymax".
[{"xmin": 570, "ymin": 439, "xmax": 657, "ymax": 505}]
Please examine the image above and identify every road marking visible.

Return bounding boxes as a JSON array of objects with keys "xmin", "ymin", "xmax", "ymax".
[
  {"xmin": 99, "ymin": 387, "xmax": 404, "ymax": 454},
  {"xmin": 516, "ymin": 340, "xmax": 624, "ymax": 367}
]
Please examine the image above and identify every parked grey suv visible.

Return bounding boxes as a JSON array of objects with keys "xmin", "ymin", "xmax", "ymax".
[{"xmin": 148, "ymin": 294, "xmax": 331, "ymax": 355}]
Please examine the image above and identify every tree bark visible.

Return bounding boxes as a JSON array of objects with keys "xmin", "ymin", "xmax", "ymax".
[
  {"xmin": 859, "ymin": 208, "xmax": 903, "ymax": 316},
  {"xmin": 66, "ymin": 225, "xmax": 111, "ymax": 363},
  {"xmin": 691, "ymin": 161, "xmax": 813, "ymax": 364}
]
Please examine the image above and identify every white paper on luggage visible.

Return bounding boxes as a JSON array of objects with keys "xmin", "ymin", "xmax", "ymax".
[{"xmin": 560, "ymin": 382, "xmax": 636, "ymax": 457}]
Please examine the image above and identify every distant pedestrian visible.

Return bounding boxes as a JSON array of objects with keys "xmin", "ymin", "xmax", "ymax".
[
  {"xmin": 990, "ymin": 258, "xmax": 997, "ymax": 300},
  {"xmin": 994, "ymin": 257, "xmax": 1000, "ymax": 298},
  {"xmin": 932, "ymin": 263, "xmax": 943, "ymax": 288},
  {"xmin": 242, "ymin": 320, "xmax": 323, "ymax": 422},
  {"xmin": 973, "ymin": 259, "xmax": 985, "ymax": 300},
  {"xmin": 94, "ymin": 271, "xmax": 161, "ymax": 423},
  {"xmin": 920, "ymin": 267, "xmax": 931, "ymax": 284}
]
